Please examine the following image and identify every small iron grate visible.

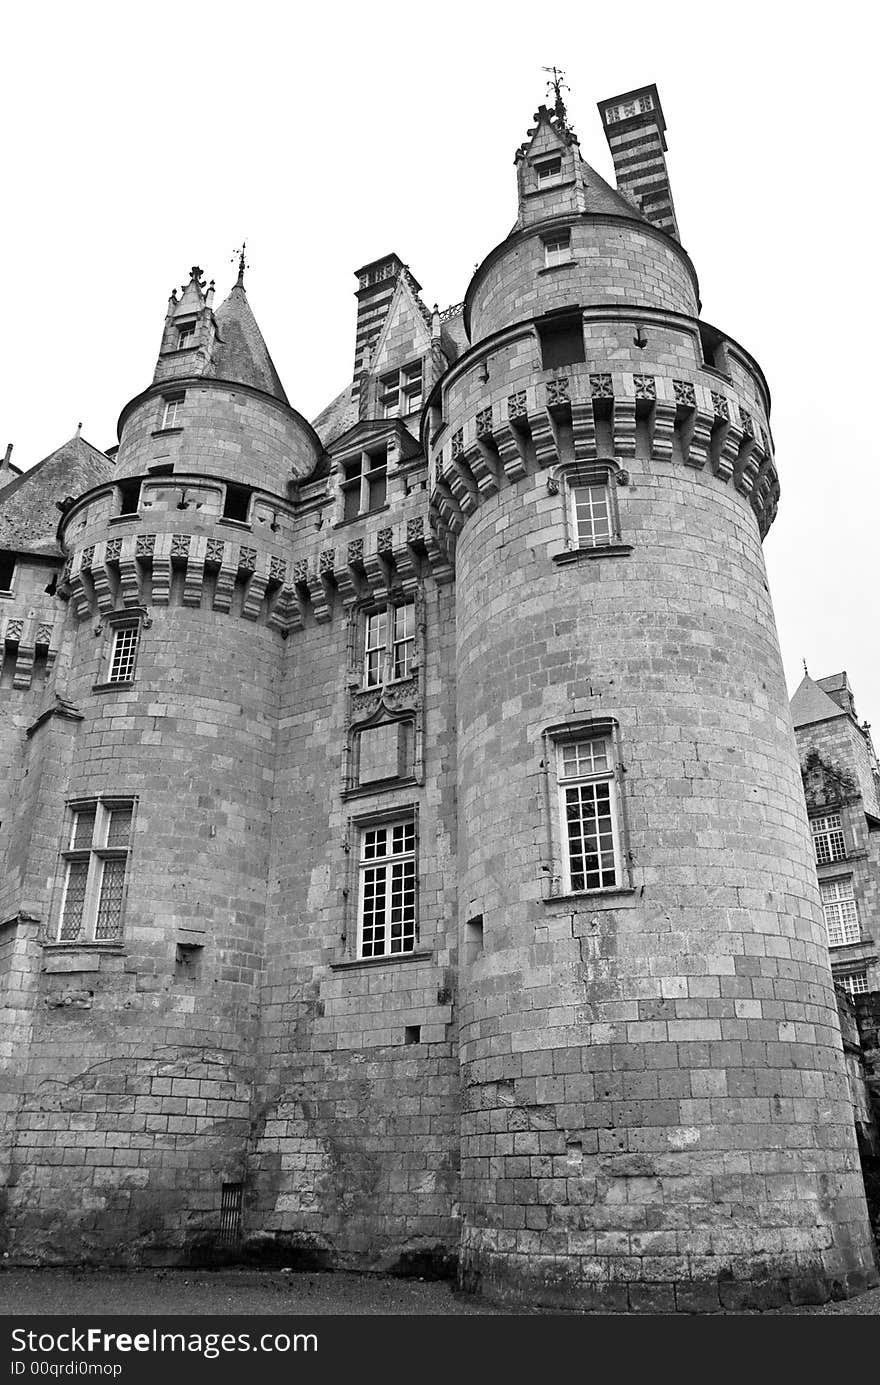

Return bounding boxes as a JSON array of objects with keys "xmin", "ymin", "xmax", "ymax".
[{"xmin": 218, "ymin": 1182, "xmax": 243, "ymax": 1248}]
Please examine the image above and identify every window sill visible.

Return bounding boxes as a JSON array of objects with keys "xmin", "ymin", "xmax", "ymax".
[
  {"xmin": 333, "ymin": 503, "xmax": 392, "ymax": 530},
  {"xmin": 342, "ymin": 775, "xmax": 419, "ymax": 801},
  {"xmin": 551, "ymin": 543, "xmax": 632, "ymax": 564},
  {"xmin": 42, "ymin": 941, "xmax": 125, "ymax": 973},
  {"xmin": 217, "ymin": 517, "xmax": 253, "ymax": 531},
  {"xmin": 543, "ymin": 887, "xmax": 637, "ymax": 907},
  {"xmin": 108, "ymin": 513, "xmax": 142, "ymax": 525},
  {"xmin": 0, "ymin": 590, "xmax": 14, "ymax": 599},
  {"xmin": 330, "ymin": 948, "xmax": 432, "ymax": 972},
  {"xmin": 151, "ymin": 428, "xmax": 183, "ymax": 438},
  {"xmin": 92, "ymin": 680, "xmax": 135, "ymax": 693},
  {"xmin": 537, "ymin": 262, "xmax": 578, "ymax": 276}
]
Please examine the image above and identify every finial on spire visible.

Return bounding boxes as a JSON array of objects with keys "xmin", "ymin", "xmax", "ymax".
[
  {"xmin": 189, "ymin": 266, "xmax": 205, "ymax": 288},
  {"xmin": 542, "ymin": 65, "xmax": 570, "ymax": 127},
  {"xmin": 75, "ymin": 422, "xmax": 82, "ymax": 438},
  {"xmin": 232, "ymin": 241, "xmax": 248, "ymax": 288},
  {"xmin": 803, "ymin": 658, "xmax": 809, "ymax": 677}
]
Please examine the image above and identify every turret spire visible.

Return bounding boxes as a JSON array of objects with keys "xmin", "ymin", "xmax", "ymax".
[{"xmin": 232, "ymin": 241, "xmax": 248, "ymax": 289}]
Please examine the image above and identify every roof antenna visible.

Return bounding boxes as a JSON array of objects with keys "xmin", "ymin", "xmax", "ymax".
[
  {"xmin": 542, "ymin": 65, "xmax": 570, "ymax": 126},
  {"xmin": 232, "ymin": 240, "xmax": 248, "ymax": 288}
]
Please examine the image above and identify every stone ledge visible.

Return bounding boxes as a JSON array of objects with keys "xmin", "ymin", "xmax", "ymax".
[
  {"xmin": 551, "ymin": 543, "xmax": 633, "ymax": 564},
  {"xmin": 330, "ymin": 949, "xmax": 433, "ymax": 973}
]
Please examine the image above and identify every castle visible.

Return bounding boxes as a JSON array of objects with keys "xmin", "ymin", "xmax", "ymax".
[{"xmin": 1, "ymin": 82, "xmax": 877, "ymax": 1312}]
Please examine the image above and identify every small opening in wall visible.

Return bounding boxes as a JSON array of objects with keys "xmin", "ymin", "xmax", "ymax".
[
  {"xmin": 223, "ymin": 483, "xmax": 252, "ymax": 522},
  {"xmin": 148, "ymin": 463, "xmax": 175, "ymax": 476},
  {"xmin": 118, "ymin": 479, "xmax": 142, "ymax": 516},
  {"xmin": 538, "ymin": 312, "xmax": 585, "ymax": 370},
  {"xmin": 0, "ymin": 553, "xmax": 15, "ymax": 592},
  {"xmin": 404, "ymin": 1025, "xmax": 421, "ymax": 1046},
  {"xmin": 465, "ymin": 914, "xmax": 484, "ymax": 964},
  {"xmin": 175, "ymin": 942, "xmax": 202, "ymax": 975}
]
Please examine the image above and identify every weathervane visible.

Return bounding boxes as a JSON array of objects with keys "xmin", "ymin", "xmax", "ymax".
[
  {"xmin": 542, "ymin": 65, "xmax": 570, "ymax": 125},
  {"xmin": 232, "ymin": 241, "xmax": 248, "ymax": 287}
]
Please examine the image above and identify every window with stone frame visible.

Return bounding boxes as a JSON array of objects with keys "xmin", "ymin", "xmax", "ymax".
[
  {"xmin": 542, "ymin": 719, "xmax": 628, "ymax": 897},
  {"xmin": 820, "ymin": 877, "xmax": 861, "ymax": 947},
  {"xmin": 811, "ymin": 813, "xmax": 847, "ymax": 864},
  {"xmin": 356, "ymin": 814, "xmax": 417, "ymax": 959},
  {"xmin": 363, "ymin": 599, "xmax": 416, "ymax": 689},
  {"xmin": 379, "ymin": 362, "xmax": 423, "ymax": 419},
  {"xmin": 543, "ymin": 230, "xmax": 571, "ymax": 269},
  {"xmin": 107, "ymin": 622, "xmax": 140, "ymax": 684},
  {"xmin": 160, "ymin": 393, "xmax": 184, "ymax": 430},
  {"xmin": 56, "ymin": 798, "xmax": 135, "ymax": 943},
  {"xmin": 557, "ymin": 463, "xmax": 622, "ymax": 551},
  {"xmin": 340, "ymin": 447, "xmax": 387, "ymax": 521},
  {"xmin": 0, "ymin": 552, "xmax": 15, "ymax": 593},
  {"xmin": 535, "ymin": 156, "xmax": 563, "ymax": 183},
  {"xmin": 176, "ymin": 321, "xmax": 196, "ymax": 350}
]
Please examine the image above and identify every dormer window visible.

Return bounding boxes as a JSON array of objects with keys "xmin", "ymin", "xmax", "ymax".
[
  {"xmin": 341, "ymin": 448, "xmax": 387, "ymax": 521},
  {"xmin": 176, "ymin": 322, "xmax": 196, "ymax": 350},
  {"xmin": 543, "ymin": 232, "xmax": 571, "ymax": 270},
  {"xmin": 535, "ymin": 156, "xmax": 562, "ymax": 183},
  {"xmin": 380, "ymin": 364, "xmax": 423, "ymax": 419},
  {"xmin": 160, "ymin": 394, "xmax": 184, "ymax": 430}
]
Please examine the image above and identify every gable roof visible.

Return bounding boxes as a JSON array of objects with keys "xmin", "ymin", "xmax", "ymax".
[
  {"xmin": 209, "ymin": 285, "xmax": 288, "ymax": 403},
  {"xmin": 312, "ymin": 383, "xmax": 359, "ymax": 449},
  {"xmin": 791, "ymin": 674, "xmax": 847, "ymax": 729},
  {"xmin": 0, "ymin": 434, "xmax": 114, "ymax": 558}
]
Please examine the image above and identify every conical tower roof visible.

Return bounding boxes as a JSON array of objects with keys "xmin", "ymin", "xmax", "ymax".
[
  {"xmin": 0, "ymin": 432, "xmax": 113, "ymax": 557},
  {"xmin": 209, "ymin": 282, "xmax": 288, "ymax": 404}
]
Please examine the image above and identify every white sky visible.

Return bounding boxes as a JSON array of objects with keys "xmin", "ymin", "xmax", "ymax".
[{"xmin": 3, "ymin": 1, "xmax": 877, "ymax": 726}]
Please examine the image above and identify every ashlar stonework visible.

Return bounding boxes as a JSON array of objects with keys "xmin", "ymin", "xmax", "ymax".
[{"xmin": 0, "ymin": 85, "xmax": 877, "ymax": 1311}]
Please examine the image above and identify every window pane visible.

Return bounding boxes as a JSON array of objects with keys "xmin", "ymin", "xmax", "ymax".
[
  {"xmin": 572, "ymin": 484, "xmax": 611, "ymax": 546},
  {"xmin": 59, "ymin": 860, "xmax": 89, "ymax": 940},
  {"xmin": 560, "ymin": 738, "xmax": 609, "ymax": 778},
  {"xmin": 95, "ymin": 857, "xmax": 127, "ymax": 940},
  {"xmin": 361, "ymin": 864, "xmax": 386, "ymax": 957},
  {"xmin": 109, "ymin": 627, "xmax": 139, "ymax": 683},
  {"xmin": 359, "ymin": 818, "xmax": 416, "ymax": 957},
  {"xmin": 565, "ymin": 782, "xmax": 617, "ymax": 890},
  {"xmin": 106, "ymin": 805, "xmax": 133, "ymax": 848},
  {"xmin": 364, "ymin": 611, "xmax": 387, "ymax": 686},
  {"xmin": 71, "ymin": 807, "xmax": 97, "ymax": 850}
]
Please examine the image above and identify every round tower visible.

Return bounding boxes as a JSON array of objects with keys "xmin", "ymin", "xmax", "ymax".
[
  {"xmin": 431, "ymin": 94, "xmax": 877, "ymax": 1309},
  {"xmin": 7, "ymin": 263, "xmax": 322, "ymax": 1263}
]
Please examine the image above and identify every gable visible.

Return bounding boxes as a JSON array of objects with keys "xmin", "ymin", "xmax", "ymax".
[{"xmin": 370, "ymin": 278, "xmax": 432, "ymax": 379}]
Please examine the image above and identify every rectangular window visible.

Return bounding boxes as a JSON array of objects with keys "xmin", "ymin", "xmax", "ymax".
[
  {"xmin": 222, "ymin": 483, "xmax": 252, "ymax": 522},
  {"xmin": 571, "ymin": 482, "xmax": 612, "ymax": 546},
  {"xmin": 57, "ymin": 799, "xmax": 134, "ymax": 943},
  {"xmin": 340, "ymin": 449, "xmax": 387, "ymax": 519},
  {"xmin": 108, "ymin": 626, "xmax": 139, "ymax": 684},
  {"xmin": 0, "ymin": 553, "xmax": 15, "ymax": 592},
  {"xmin": 177, "ymin": 323, "xmax": 195, "ymax": 349},
  {"xmin": 380, "ymin": 362, "xmax": 423, "ymax": 419},
  {"xmin": 557, "ymin": 735, "xmax": 621, "ymax": 892},
  {"xmin": 363, "ymin": 600, "xmax": 415, "ymax": 688},
  {"xmin": 161, "ymin": 395, "xmax": 184, "ymax": 429},
  {"xmin": 538, "ymin": 314, "xmax": 585, "ymax": 369},
  {"xmin": 811, "ymin": 813, "xmax": 846, "ymax": 864},
  {"xmin": 840, "ymin": 970, "xmax": 868, "ymax": 997},
  {"xmin": 117, "ymin": 479, "xmax": 141, "ymax": 516},
  {"xmin": 544, "ymin": 232, "xmax": 571, "ymax": 269},
  {"xmin": 820, "ymin": 877, "xmax": 860, "ymax": 947},
  {"xmin": 536, "ymin": 156, "xmax": 562, "ymax": 182},
  {"xmin": 357, "ymin": 817, "xmax": 417, "ymax": 958}
]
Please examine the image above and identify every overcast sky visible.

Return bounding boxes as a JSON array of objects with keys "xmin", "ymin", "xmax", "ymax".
[{"xmin": 4, "ymin": 1, "xmax": 877, "ymax": 726}]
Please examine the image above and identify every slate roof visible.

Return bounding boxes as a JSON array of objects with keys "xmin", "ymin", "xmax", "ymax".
[
  {"xmin": 312, "ymin": 383, "xmax": 359, "ymax": 450},
  {"xmin": 790, "ymin": 675, "xmax": 847, "ymax": 729},
  {"xmin": 209, "ymin": 285, "xmax": 289, "ymax": 404},
  {"xmin": 0, "ymin": 434, "xmax": 114, "ymax": 558}
]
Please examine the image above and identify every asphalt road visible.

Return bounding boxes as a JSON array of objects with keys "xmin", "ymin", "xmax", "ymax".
[{"xmin": 0, "ymin": 1269, "xmax": 878, "ymax": 1315}]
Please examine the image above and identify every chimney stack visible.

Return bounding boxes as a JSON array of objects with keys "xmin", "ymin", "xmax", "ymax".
[{"xmin": 598, "ymin": 85, "xmax": 679, "ymax": 240}]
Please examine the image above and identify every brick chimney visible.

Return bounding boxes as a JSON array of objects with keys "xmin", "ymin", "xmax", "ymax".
[{"xmin": 597, "ymin": 84, "xmax": 679, "ymax": 240}]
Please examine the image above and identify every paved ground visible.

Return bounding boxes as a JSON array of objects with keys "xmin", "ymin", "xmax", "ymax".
[{"xmin": 0, "ymin": 1269, "xmax": 878, "ymax": 1316}]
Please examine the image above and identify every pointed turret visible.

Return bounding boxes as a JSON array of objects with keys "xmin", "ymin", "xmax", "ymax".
[
  {"xmin": 514, "ymin": 102, "xmax": 646, "ymax": 229},
  {"xmin": 151, "ymin": 262, "xmax": 288, "ymax": 403}
]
